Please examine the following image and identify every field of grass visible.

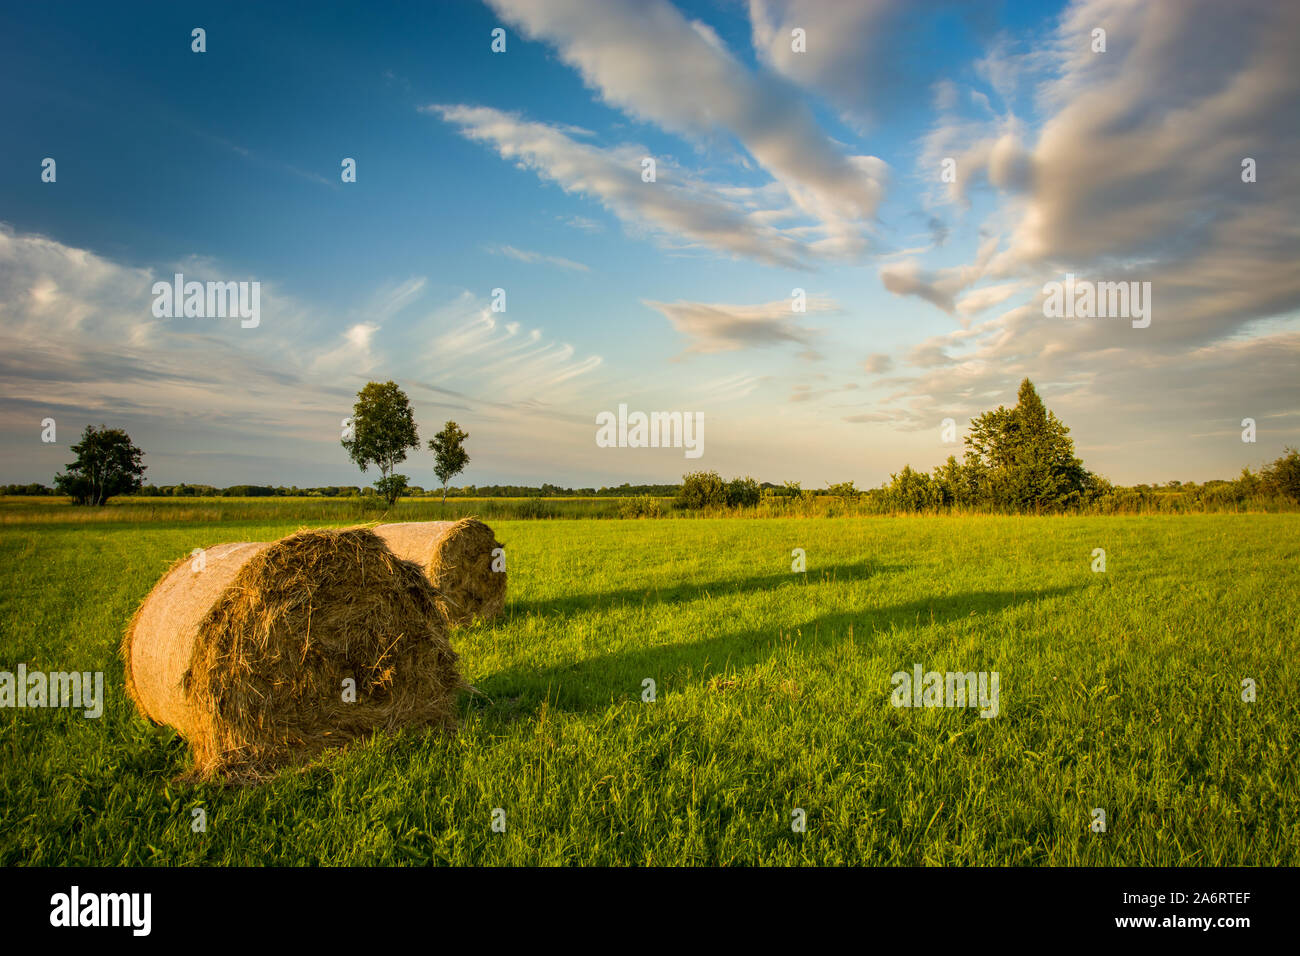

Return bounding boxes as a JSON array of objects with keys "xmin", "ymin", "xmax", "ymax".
[
  {"xmin": 1, "ymin": 499, "xmax": 1297, "ymax": 865},
  {"xmin": 0, "ymin": 494, "xmax": 640, "ymax": 523}
]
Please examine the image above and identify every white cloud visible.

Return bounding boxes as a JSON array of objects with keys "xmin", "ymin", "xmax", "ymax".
[
  {"xmin": 857, "ymin": 0, "xmax": 1300, "ymax": 481},
  {"xmin": 311, "ymin": 322, "xmax": 382, "ymax": 377},
  {"xmin": 747, "ymin": 0, "xmax": 900, "ymax": 125},
  {"xmin": 695, "ymin": 372, "xmax": 767, "ymax": 402},
  {"xmin": 485, "ymin": 243, "xmax": 591, "ymax": 272},
  {"xmin": 955, "ymin": 281, "xmax": 1025, "ymax": 316},
  {"xmin": 412, "ymin": 290, "xmax": 603, "ymax": 403},
  {"xmin": 879, "ymin": 236, "xmax": 1000, "ymax": 319},
  {"xmin": 480, "ymin": 0, "xmax": 888, "ymax": 261},
  {"xmin": 642, "ymin": 294, "xmax": 840, "ymax": 354},
  {"xmin": 0, "ymin": 225, "xmax": 606, "ymax": 483},
  {"xmin": 430, "ymin": 104, "xmax": 813, "ymax": 267},
  {"xmin": 862, "ymin": 353, "xmax": 894, "ymax": 374}
]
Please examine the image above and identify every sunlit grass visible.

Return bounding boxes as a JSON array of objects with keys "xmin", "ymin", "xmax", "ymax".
[{"xmin": 1, "ymin": 510, "xmax": 1296, "ymax": 864}]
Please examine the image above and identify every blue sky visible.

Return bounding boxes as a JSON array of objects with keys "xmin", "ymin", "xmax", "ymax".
[{"xmin": 2, "ymin": 0, "xmax": 1297, "ymax": 489}]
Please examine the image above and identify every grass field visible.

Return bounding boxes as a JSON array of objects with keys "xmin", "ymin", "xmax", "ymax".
[
  {"xmin": 1, "ymin": 499, "xmax": 1297, "ymax": 865},
  {"xmin": 0, "ymin": 495, "xmax": 640, "ymax": 523}
]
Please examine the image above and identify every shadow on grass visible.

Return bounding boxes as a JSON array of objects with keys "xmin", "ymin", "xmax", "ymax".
[
  {"xmin": 504, "ymin": 560, "xmax": 902, "ymax": 619},
  {"xmin": 476, "ymin": 584, "xmax": 1081, "ymax": 717}
]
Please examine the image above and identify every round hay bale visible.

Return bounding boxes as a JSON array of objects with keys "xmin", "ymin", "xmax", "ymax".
[
  {"xmin": 373, "ymin": 518, "xmax": 506, "ymax": 626},
  {"xmin": 122, "ymin": 527, "xmax": 463, "ymax": 781}
]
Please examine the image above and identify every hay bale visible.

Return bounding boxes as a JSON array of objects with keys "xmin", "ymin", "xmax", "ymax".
[
  {"xmin": 373, "ymin": 518, "xmax": 506, "ymax": 626},
  {"xmin": 122, "ymin": 527, "xmax": 463, "ymax": 781}
]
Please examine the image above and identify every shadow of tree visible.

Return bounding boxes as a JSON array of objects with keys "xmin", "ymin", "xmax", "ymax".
[
  {"xmin": 474, "ymin": 584, "xmax": 1081, "ymax": 716},
  {"xmin": 503, "ymin": 560, "xmax": 902, "ymax": 619}
]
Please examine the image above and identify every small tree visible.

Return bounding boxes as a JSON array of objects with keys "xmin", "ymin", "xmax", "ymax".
[
  {"xmin": 882, "ymin": 465, "xmax": 939, "ymax": 512},
  {"xmin": 725, "ymin": 476, "xmax": 761, "ymax": 508},
  {"xmin": 1260, "ymin": 447, "xmax": 1300, "ymax": 502},
  {"xmin": 680, "ymin": 470, "xmax": 726, "ymax": 509},
  {"xmin": 932, "ymin": 455, "xmax": 967, "ymax": 507},
  {"xmin": 341, "ymin": 381, "xmax": 420, "ymax": 507},
  {"xmin": 428, "ymin": 421, "xmax": 470, "ymax": 504},
  {"xmin": 54, "ymin": 425, "xmax": 146, "ymax": 505},
  {"xmin": 826, "ymin": 480, "xmax": 860, "ymax": 500}
]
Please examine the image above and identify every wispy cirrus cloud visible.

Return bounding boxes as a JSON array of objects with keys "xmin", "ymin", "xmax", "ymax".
[
  {"xmin": 844, "ymin": 0, "xmax": 1300, "ymax": 483},
  {"xmin": 486, "ymin": 0, "xmax": 887, "ymax": 254},
  {"xmin": 414, "ymin": 290, "xmax": 603, "ymax": 402},
  {"xmin": 695, "ymin": 372, "xmax": 768, "ymax": 402},
  {"xmin": 484, "ymin": 243, "xmax": 591, "ymax": 272},
  {"xmin": 747, "ymin": 0, "xmax": 904, "ymax": 127},
  {"xmin": 642, "ymin": 294, "xmax": 840, "ymax": 355},
  {"xmin": 429, "ymin": 104, "xmax": 812, "ymax": 268},
  {"xmin": 0, "ymin": 225, "xmax": 606, "ymax": 481}
]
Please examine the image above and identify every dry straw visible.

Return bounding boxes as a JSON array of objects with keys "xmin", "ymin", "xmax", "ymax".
[
  {"xmin": 373, "ymin": 518, "xmax": 506, "ymax": 626},
  {"xmin": 122, "ymin": 527, "xmax": 463, "ymax": 782}
]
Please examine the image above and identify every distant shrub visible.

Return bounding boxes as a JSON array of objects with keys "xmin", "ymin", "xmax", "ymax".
[
  {"xmin": 618, "ymin": 495, "xmax": 663, "ymax": 519},
  {"xmin": 516, "ymin": 497, "xmax": 557, "ymax": 519},
  {"xmin": 725, "ymin": 477, "xmax": 761, "ymax": 508},
  {"xmin": 826, "ymin": 480, "xmax": 860, "ymax": 499},
  {"xmin": 373, "ymin": 474, "xmax": 409, "ymax": 505},
  {"xmin": 680, "ymin": 471, "xmax": 726, "ymax": 509},
  {"xmin": 881, "ymin": 465, "xmax": 941, "ymax": 512},
  {"xmin": 1261, "ymin": 447, "xmax": 1300, "ymax": 502},
  {"xmin": 0, "ymin": 483, "xmax": 56, "ymax": 496},
  {"xmin": 221, "ymin": 485, "xmax": 277, "ymax": 497}
]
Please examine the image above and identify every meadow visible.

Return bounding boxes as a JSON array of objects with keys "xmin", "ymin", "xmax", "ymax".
[
  {"xmin": 1, "ymin": 497, "xmax": 1297, "ymax": 865},
  {"xmin": 0, "ymin": 494, "xmax": 636, "ymax": 524}
]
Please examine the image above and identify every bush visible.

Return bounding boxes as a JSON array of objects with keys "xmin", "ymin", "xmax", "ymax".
[
  {"xmin": 1261, "ymin": 447, "xmax": 1300, "ymax": 502},
  {"xmin": 826, "ymin": 480, "xmax": 859, "ymax": 499},
  {"xmin": 516, "ymin": 497, "xmax": 557, "ymax": 519},
  {"xmin": 357, "ymin": 492, "xmax": 391, "ymax": 513},
  {"xmin": 618, "ymin": 495, "xmax": 663, "ymax": 519},
  {"xmin": 680, "ymin": 471, "xmax": 726, "ymax": 509},
  {"xmin": 373, "ymin": 474, "xmax": 409, "ymax": 506},
  {"xmin": 0, "ymin": 484, "xmax": 55, "ymax": 496},
  {"xmin": 725, "ymin": 477, "xmax": 761, "ymax": 508},
  {"xmin": 881, "ymin": 465, "xmax": 940, "ymax": 512}
]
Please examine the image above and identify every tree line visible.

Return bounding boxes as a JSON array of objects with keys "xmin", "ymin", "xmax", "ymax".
[
  {"xmin": 871, "ymin": 379, "xmax": 1297, "ymax": 512},
  {"xmin": 671, "ymin": 379, "xmax": 1299, "ymax": 513},
  {"xmin": 18, "ymin": 378, "xmax": 1299, "ymax": 511}
]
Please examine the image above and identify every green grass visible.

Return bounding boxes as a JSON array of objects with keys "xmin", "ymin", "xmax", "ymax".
[
  {"xmin": 1, "ymin": 505, "xmax": 1297, "ymax": 865},
  {"xmin": 0, "ymin": 494, "xmax": 640, "ymax": 523}
]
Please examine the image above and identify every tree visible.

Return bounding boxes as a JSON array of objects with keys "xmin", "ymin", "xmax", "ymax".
[
  {"xmin": 964, "ymin": 378, "xmax": 1089, "ymax": 509},
  {"xmin": 725, "ymin": 476, "xmax": 761, "ymax": 508},
  {"xmin": 1260, "ymin": 447, "xmax": 1300, "ymax": 502},
  {"xmin": 826, "ymin": 480, "xmax": 860, "ymax": 499},
  {"xmin": 680, "ymin": 470, "xmax": 726, "ymax": 509},
  {"xmin": 341, "ymin": 381, "xmax": 420, "ymax": 506},
  {"xmin": 882, "ymin": 464, "xmax": 939, "ymax": 512},
  {"xmin": 54, "ymin": 425, "xmax": 146, "ymax": 505},
  {"xmin": 932, "ymin": 455, "xmax": 969, "ymax": 507},
  {"xmin": 428, "ymin": 421, "xmax": 470, "ymax": 504}
]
